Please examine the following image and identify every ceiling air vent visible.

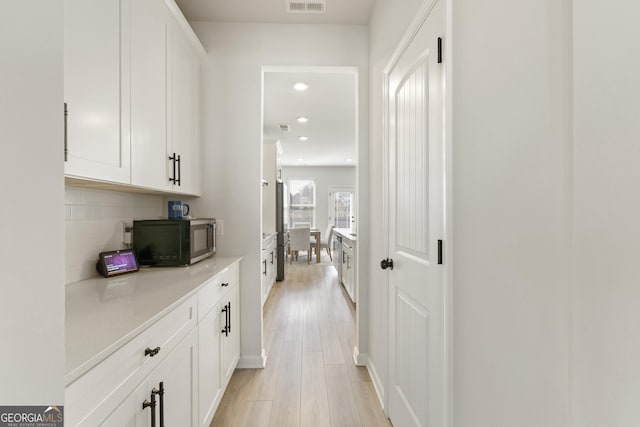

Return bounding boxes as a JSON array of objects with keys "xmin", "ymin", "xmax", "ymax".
[
  {"xmin": 286, "ymin": 0, "xmax": 326, "ymax": 14},
  {"xmin": 279, "ymin": 124, "xmax": 291, "ymax": 132}
]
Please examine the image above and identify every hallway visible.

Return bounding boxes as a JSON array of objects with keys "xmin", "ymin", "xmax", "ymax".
[{"xmin": 211, "ymin": 258, "xmax": 390, "ymax": 426}]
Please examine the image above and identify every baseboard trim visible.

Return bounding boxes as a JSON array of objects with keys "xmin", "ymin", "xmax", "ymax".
[
  {"xmin": 237, "ymin": 349, "xmax": 267, "ymax": 368},
  {"xmin": 353, "ymin": 346, "xmax": 367, "ymax": 366},
  {"xmin": 366, "ymin": 359, "xmax": 386, "ymax": 411}
]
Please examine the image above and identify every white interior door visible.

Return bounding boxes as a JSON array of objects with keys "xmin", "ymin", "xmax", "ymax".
[{"xmin": 385, "ymin": 1, "xmax": 446, "ymax": 426}]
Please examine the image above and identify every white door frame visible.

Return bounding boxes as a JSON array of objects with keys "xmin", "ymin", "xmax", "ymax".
[
  {"xmin": 381, "ymin": 0, "xmax": 453, "ymax": 424},
  {"xmin": 261, "ymin": 65, "xmax": 365, "ymax": 370}
]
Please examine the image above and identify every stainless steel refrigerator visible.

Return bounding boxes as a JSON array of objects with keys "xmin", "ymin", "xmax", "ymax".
[{"xmin": 276, "ymin": 181, "xmax": 287, "ymax": 281}]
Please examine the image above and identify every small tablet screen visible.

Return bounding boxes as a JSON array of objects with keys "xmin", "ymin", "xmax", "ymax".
[{"xmin": 97, "ymin": 250, "xmax": 139, "ymax": 277}]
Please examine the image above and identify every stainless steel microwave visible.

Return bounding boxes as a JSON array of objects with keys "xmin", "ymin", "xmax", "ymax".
[{"xmin": 133, "ymin": 218, "xmax": 216, "ymax": 266}]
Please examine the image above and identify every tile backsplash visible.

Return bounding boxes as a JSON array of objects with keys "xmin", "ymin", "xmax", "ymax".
[{"xmin": 65, "ymin": 186, "xmax": 163, "ymax": 284}]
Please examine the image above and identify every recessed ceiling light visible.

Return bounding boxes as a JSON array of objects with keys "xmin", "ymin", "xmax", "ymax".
[
  {"xmin": 294, "ymin": 82, "xmax": 308, "ymax": 91},
  {"xmin": 297, "ymin": 116, "xmax": 309, "ymax": 123},
  {"xmin": 297, "ymin": 157, "xmax": 305, "ymax": 162},
  {"xmin": 346, "ymin": 158, "xmax": 353, "ymax": 162},
  {"xmin": 299, "ymin": 136, "xmax": 309, "ymax": 141}
]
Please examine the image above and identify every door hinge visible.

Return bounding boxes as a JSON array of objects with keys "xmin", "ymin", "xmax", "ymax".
[{"xmin": 437, "ymin": 37, "xmax": 443, "ymax": 64}]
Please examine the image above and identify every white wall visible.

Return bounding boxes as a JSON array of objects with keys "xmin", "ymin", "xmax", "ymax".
[
  {"xmin": 281, "ymin": 165, "xmax": 356, "ymax": 234},
  {"xmin": 0, "ymin": 1, "xmax": 65, "ymax": 404},
  {"xmin": 188, "ymin": 21, "xmax": 369, "ymax": 367},
  {"xmin": 65, "ymin": 186, "xmax": 163, "ymax": 284},
  {"xmin": 369, "ymin": 0, "xmax": 573, "ymax": 424},
  {"xmin": 451, "ymin": 1, "xmax": 573, "ymax": 425},
  {"xmin": 573, "ymin": 2, "xmax": 640, "ymax": 425}
]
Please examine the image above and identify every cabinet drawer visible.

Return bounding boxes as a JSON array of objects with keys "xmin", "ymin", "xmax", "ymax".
[
  {"xmin": 65, "ymin": 294, "xmax": 197, "ymax": 426},
  {"xmin": 198, "ymin": 264, "xmax": 238, "ymax": 321}
]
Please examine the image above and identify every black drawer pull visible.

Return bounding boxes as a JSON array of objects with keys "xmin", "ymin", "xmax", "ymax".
[
  {"xmin": 145, "ymin": 346, "xmax": 161, "ymax": 357},
  {"xmin": 221, "ymin": 282, "xmax": 230, "ymax": 287}
]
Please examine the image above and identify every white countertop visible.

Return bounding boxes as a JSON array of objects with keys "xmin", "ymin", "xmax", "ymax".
[
  {"xmin": 333, "ymin": 228, "xmax": 357, "ymax": 242},
  {"xmin": 65, "ymin": 256, "xmax": 242, "ymax": 385},
  {"xmin": 262, "ymin": 232, "xmax": 277, "ymax": 247}
]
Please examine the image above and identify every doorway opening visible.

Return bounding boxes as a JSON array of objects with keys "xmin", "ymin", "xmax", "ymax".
[{"xmin": 260, "ymin": 65, "xmax": 363, "ymax": 369}]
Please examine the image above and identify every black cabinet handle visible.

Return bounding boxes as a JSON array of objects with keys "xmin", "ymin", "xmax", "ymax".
[
  {"xmin": 145, "ymin": 346, "xmax": 161, "ymax": 357},
  {"xmin": 228, "ymin": 301, "xmax": 231, "ymax": 333},
  {"xmin": 142, "ymin": 391, "xmax": 157, "ymax": 427},
  {"xmin": 270, "ymin": 251, "xmax": 274, "ymax": 264},
  {"xmin": 263, "ymin": 259, "xmax": 267, "ymax": 275},
  {"xmin": 176, "ymin": 154, "xmax": 181, "ymax": 186},
  {"xmin": 221, "ymin": 282, "xmax": 229, "ymax": 287},
  {"xmin": 63, "ymin": 102, "xmax": 68, "ymax": 162},
  {"xmin": 438, "ymin": 239, "xmax": 443, "ymax": 265},
  {"xmin": 153, "ymin": 382, "xmax": 165, "ymax": 427},
  {"xmin": 221, "ymin": 305, "xmax": 229, "ymax": 336},
  {"xmin": 169, "ymin": 153, "xmax": 177, "ymax": 184}
]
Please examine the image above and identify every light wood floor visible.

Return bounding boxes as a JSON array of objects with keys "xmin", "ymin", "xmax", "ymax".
[{"xmin": 211, "ymin": 255, "xmax": 391, "ymax": 427}]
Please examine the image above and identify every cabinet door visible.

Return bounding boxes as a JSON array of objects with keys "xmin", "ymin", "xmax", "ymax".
[
  {"xmin": 130, "ymin": 0, "xmax": 170, "ymax": 192},
  {"xmin": 220, "ymin": 286, "xmax": 240, "ymax": 387},
  {"xmin": 168, "ymin": 20, "xmax": 201, "ymax": 196},
  {"xmin": 63, "ymin": 0, "xmax": 130, "ymax": 184},
  {"xmin": 198, "ymin": 305, "xmax": 222, "ymax": 427},
  {"xmin": 103, "ymin": 328, "xmax": 197, "ymax": 427},
  {"xmin": 100, "ymin": 376, "xmax": 148, "ymax": 427},
  {"xmin": 148, "ymin": 327, "xmax": 198, "ymax": 427}
]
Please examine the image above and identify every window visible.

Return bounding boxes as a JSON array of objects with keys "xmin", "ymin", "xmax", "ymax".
[{"xmin": 289, "ymin": 179, "xmax": 315, "ymax": 228}]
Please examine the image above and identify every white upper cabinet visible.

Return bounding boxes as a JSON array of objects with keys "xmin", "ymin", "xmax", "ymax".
[
  {"xmin": 130, "ymin": 0, "xmax": 203, "ymax": 195},
  {"xmin": 64, "ymin": 0, "xmax": 204, "ymax": 195},
  {"xmin": 63, "ymin": 0, "xmax": 131, "ymax": 184},
  {"xmin": 129, "ymin": 0, "xmax": 171, "ymax": 192},
  {"xmin": 167, "ymin": 17, "xmax": 202, "ymax": 196}
]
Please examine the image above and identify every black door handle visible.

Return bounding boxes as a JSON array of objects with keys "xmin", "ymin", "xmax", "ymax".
[
  {"xmin": 380, "ymin": 258, "xmax": 394, "ymax": 270},
  {"xmin": 228, "ymin": 301, "xmax": 231, "ymax": 333}
]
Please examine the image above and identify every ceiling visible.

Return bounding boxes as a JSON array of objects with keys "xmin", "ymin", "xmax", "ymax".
[
  {"xmin": 175, "ymin": 0, "xmax": 375, "ymax": 25},
  {"xmin": 173, "ymin": 0, "xmax": 366, "ymax": 167},
  {"xmin": 263, "ymin": 71, "xmax": 357, "ymax": 166}
]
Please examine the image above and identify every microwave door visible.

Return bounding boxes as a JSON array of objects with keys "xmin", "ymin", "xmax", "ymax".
[{"xmin": 191, "ymin": 221, "xmax": 215, "ymax": 263}]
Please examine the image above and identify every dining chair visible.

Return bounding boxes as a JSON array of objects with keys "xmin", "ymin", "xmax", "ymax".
[
  {"xmin": 316, "ymin": 224, "xmax": 334, "ymax": 261},
  {"xmin": 288, "ymin": 227, "xmax": 311, "ymax": 264}
]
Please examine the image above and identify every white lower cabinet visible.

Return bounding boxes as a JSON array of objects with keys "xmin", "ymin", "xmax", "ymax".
[
  {"xmin": 197, "ymin": 304, "xmax": 222, "ymax": 426},
  {"xmin": 66, "ymin": 262, "xmax": 241, "ymax": 427},
  {"xmin": 261, "ymin": 235, "xmax": 277, "ymax": 306},
  {"xmin": 341, "ymin": 237, "xmax": 356, "ymax": 303},
  {"xmin": 220, "ymin": 284, "xmax": 240, "ymax": 384},
  {"xmin": 104, "ymin": 327, "xmax": 198, "ymax": 426},
  {"xmin": 198, "ymin": 264, "xmax": 240, "ymax": 426}
]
